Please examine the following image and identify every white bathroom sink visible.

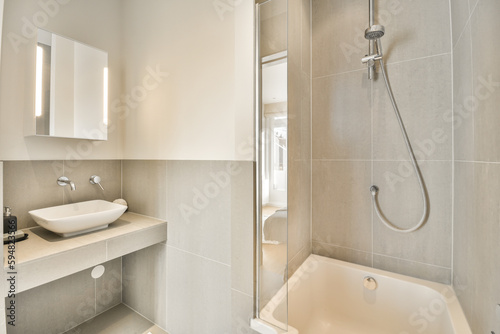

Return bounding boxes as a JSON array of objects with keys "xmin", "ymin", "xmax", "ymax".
[{"xmin": 29, "ymin": 200, "xmax": 127, "ymax": 237}]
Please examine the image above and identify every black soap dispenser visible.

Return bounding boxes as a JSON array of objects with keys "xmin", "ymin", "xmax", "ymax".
[{"xmin": 3, "ymin": 207, "xmax": 17, "ymax": 234}]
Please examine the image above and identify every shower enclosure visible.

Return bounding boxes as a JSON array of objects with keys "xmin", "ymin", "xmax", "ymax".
[{"xmin": 253, "ymin": 0, "xmax": 467, "ymax": 332}]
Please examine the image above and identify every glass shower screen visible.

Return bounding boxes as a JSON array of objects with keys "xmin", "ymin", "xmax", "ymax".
[{"xmin": 256, "ymin": 0, "xmax": 288, "ymax": 331}]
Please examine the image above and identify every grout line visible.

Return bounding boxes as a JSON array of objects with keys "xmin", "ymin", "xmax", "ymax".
[
  {"xmin": 309, "ymin": 0, "xmax": 313, "ymax": 258},
  {"xmin": 312, "ymin": 240, "xmax": 372, "ymax": 256},
  {"xmin": 94, "ymin": 280, "xmax": 97, "ymax": 317},
  {"xmin": 122, "ymin": 302, "xmax": 168, "ymax": 332},
  {"xmin": 449, "ymin": 0, "xmax": 455, "ymax": 287},
  {"xmin": 311, "ymin": 158, "xmax": 453, "ymax": 162},
  {"xmin": 469, "ymin": 0, "xmax": 480, "ymax": 16},
  {"xmin": 120, "ymin": 160, "xmax": 123, "ymax": 199},
  {"xmin": 166, "ymin": 244, "xmax": 231, "ymax": 268},
  {"xmin": 312, "ymin": 67, "xmax": 367, "ymax": 80},
  {"xmin": 372, "ymin": 252, "xmax": 452, "ymax": 271},
  {"xmin": 455, "ymin": 160, "xmax": 500, "ymax": 165},
  {"xmin": 312, "ymin": 240, "xmax": 452, "ymax": 271},
  {"xmin": 381, "ymin": 52, "xmax": 452, "ymax": 67},
  {"xmin": 62, "ymin": 160, "xmax": 66, "ymax": 204},
  {"xmin": 370, "ymin": 62, "xmax": 375, "ymax": 268},
  {"xmin": 312, "ymin": 53, "xmax": 452, "ymax": 81},
  {"xmin": 232, "ymin": 287, "xmax": 253, "ymax": 299},
  {"xmin": 120, "ymin": 256, "xmax": 123, "ymax": 304}
]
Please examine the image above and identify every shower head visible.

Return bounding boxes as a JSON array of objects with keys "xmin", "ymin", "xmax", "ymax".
[{"xmin": 365, "ymin": 25, "xmax": 385, "ymax": 40}]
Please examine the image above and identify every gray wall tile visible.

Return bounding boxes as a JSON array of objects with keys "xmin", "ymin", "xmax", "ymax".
[
  {"xmin": 312, "ymin": 71, "xmax": 371, "ymax": 160},
  {"xmin": 312, "ymin": 241, "xmax": 372, "ymax": 267},
  {"xmin": 312, "ymin": 0, "xmax": 367, "ymax": 76},
  {"xmin": 95, "ymin": 258, "xmax": 122, "ymax": 315},
  {"xmin": 232, "ymin": 290, "xmax": 259, "ymax": 334},
  {"xmin": 471, "ymin": 163, "xmax": 500, "ymax": 333},
  {"xmin": 453, "ymin": 162, "xmax": 475, "ymax": 321},
  {"xmin": 9, "ymin": 259, "xmax": 120, "ymax": 334},
  {"xmin": 63, "ymin": 160, "xmax": 122, "ymax": 205},
  {"xmin": 122, "ymin": 160, "xmax": 167, "ymax": 220},
  {"xmin": 312, "ymin": 0, "xmax": 451, "ymax": 77},
  {"xmin": 373, "ymin": 55, "xmax": 452, "ymax": 161},
  {"xmin": 166, "ymin": 246, "xmax": 231, "ymax": 334},
  {"xmin": 372, "ymin": 161, "xmax": 452, "ymax": 268},
  {"xmin": 3, "ymin": 160, "xmax": 123, "ymax": 229},
  {"xmin": 166, "ymin": 160, "xmax": 232, "ymax": 265},
  {"xmin": 122, "ymin": 244, "xmax": 167, "ymax": 329},
  {"xmin": 453, "ymin": 1, "xmax": 500, "ymax": 331},
  {"xmin": 471, "ymin": 0, "xmax": 500, "ymax": 163},
  {"xmin": 373, "ymin": 254, "xmax": 451, "ymax": 285},
  {"xmin": 230, "ymin": 162, "xmax": 255, "ymax": 296},
  {"xmin": 3, "ymin": 161, "xmax": 64, "ymax": 229},
  {"xmin": 453, "ymin": 23, "xmax": 474, "ymax": 161},
  {"xmin": 451, "ymin": 0, "xmax": 471, "ymax": 46},
  {"xmin": 312, "ymin": 160, "xmax": 372, "ymax": 252}
]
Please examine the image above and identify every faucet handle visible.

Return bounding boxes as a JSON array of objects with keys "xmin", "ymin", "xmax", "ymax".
[
  {"xmin": 57, "ymin": 176, "xmax": 76, "ymax": 191},
  {"xmin": 90, "ymin": 175, "xmax": 104, "ymax": 191}
]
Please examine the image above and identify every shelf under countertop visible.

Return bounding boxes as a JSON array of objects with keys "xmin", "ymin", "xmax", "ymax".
[{"xmin": 3, "ymin": 212, "xmax": 167, "ymax": 295}]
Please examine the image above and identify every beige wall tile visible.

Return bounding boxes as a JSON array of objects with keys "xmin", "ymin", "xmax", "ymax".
[
  {"xmin": 469, "ymin": 0, "xmax": 479, "ymax": 12},
  {"xmin": 373, "ymin": 254, "xmax": 451, "ymax": 284},
  {"xmin": 301, "ymin": 0, "xmax": 311, "ymax": 77},
  {"xmin": 4, "ymin": 161, "xmax": 64, "ymax": 229},
  {"xmin": 122, "ymin": 160, "xmax": 167, "ymax": 220},
  {"xmin": 453, "ymin": 24, "xmax": 474, "ymax": 161},
  {"xmin": 472, "ymin": 163, "xmax": 500, "ymax": 333},
  {"xmin": 451, "ymin": 0, "xmax": 471, "ymax": 47},
  {"xmin": 288, "ymin": 242, "xmax": 312, "ymax": 278},
  {"xmin": 452, "ymin": 162, "xmax": 475, "ymax": 322},
  {"xmin": 373, "ymin": 55, "xmax": 452, "ymax": 161},
  {"xmin": 230, "ymin": 162, "xmax": 255, "ymax": 296},
  {"xmin": 312, "ymin": 160, "xmax": 372, "ymax": 252},
  {"xmin": 232, "ymin": 290, "xmax": 259, "ymax": 334},
  {"xmin": 372, "ymin": 161, "xmax": 452, "ymax": 268},
  {"xmin": 312, "ymin": 0, "xmax": 367, "ymax": 77},
  {"xmin": 166, "ymin": 160, "xmax": 232, "ymax": 265},
  {"xmin": 95, "ymin": 259, "xmax": 123, "ymax": 315},
  {"xmin": 312, "ymin": 0, "xmax": 450, "ymax": 77},
  {"xmin": 166, "ymin": 246, "xmax": 231, "ymax": 334},
  {"xmin": 3, "ymin": 160, "xmax": 123, "ymax": 229},
  {"xmin": 288, "ymin": 159, "xmax": 312, "ymax": 260},
  {"xmin": 472, "ymin": 0, "xmax": 500, "ymax": 163},
  {"xmin": 453, "ymin": 1, "xmax": 500, "ymax": 332},
  {"xmin": 63, "ymin": 160, "xmax": 121, "ymax": 205},
  {"xmin": 122, "ymin": 244, "xmax": 167, "ymax": 329},
  {"xmin": 10, "ymin": 267, "xmax": 95, "ymax": 334},
  {"xmin": 312, "ymin": 71, "xmax": 371, "ymax": 160},
  {"xmin": 312, "ymin": 241, "xmax": 372, "ymax": 267},
  {"xmin": 371, "ymin": 0, "xmax": 451, "ymax": 64}
]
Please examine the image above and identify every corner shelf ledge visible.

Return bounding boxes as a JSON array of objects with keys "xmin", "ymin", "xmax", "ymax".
[{"xmin": 3, "ymin": 212, "xmax": 167, "ymax": 296}]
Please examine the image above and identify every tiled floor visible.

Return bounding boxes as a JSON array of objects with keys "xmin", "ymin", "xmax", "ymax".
[{"xmin": 63, "ymin": 304, "xmax": 167, "ymax": 334}]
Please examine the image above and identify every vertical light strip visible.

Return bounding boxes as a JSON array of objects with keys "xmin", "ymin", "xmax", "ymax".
[
  {"xmin": 103, "ymin": 67, "xmax": 108, "ymax": 125},
  {"xmin": 35, "ymin": 46, "xmax": 44, "ymax": 117}
]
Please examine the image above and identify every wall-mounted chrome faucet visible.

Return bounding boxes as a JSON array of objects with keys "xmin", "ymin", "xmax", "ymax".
[
  {"xmin": 57, "ymin": 176, "xmax": 76, "ymax": 191},
  {"xmin": 89, "ymin": 175, "xmax": 104, "ymax": 191}
]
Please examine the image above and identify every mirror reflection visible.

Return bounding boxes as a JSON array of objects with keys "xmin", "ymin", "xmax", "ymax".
[
  {"xmin": 257, "ymin": 0, "xmax": 288, "ymax": 330},
  {"xmin": 35, "ymin": 29, "xmax": 108, "ymax": 140}
]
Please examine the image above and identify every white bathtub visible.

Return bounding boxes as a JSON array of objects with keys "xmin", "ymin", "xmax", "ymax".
[{"xmin": 251, "ymin": 254, "xmax": 471, "ymax": 334}]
